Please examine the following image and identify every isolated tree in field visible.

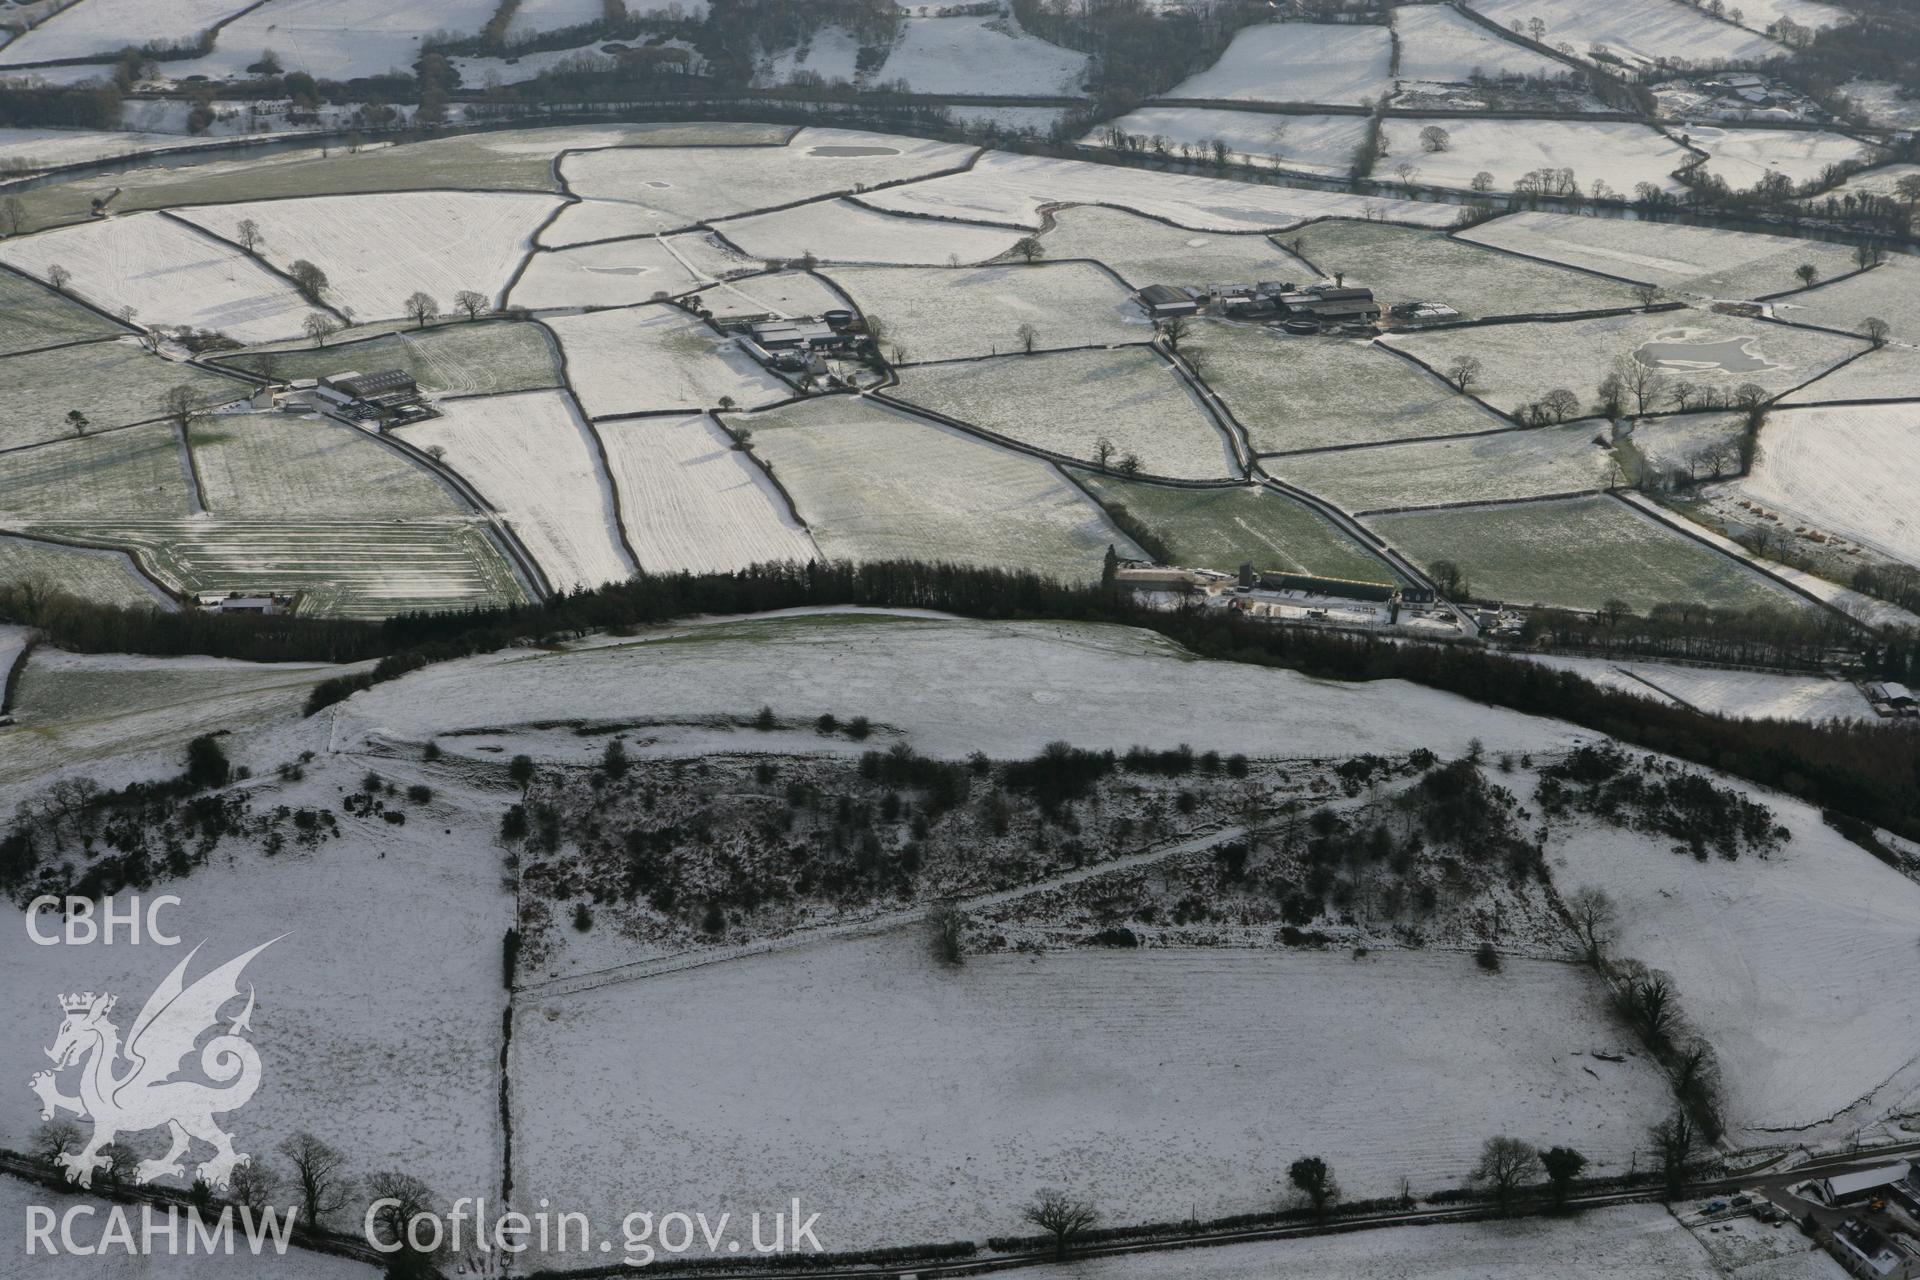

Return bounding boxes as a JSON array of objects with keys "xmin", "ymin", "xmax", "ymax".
[
  {"xmin": 66, "ymin": 409, "xmax": 89, "ymax": 437},
  {"xmin": 1794, "ymin": 262, "xmax": 1819, "ymax": 288},
  {"xmin": 46, "ymin": 263, "xmax": 71, "ymax": 292},
  {"xmin": 927, "ymin": 900, "xmax": 966, "ymax": 966},
  {"xmin": 163, "ymin": 384, "xmax": 204, "ymax": 430},
  {"xmin": 280, "ymin": 1132, "xmax": 352, "ymax": 1227},
  {"xmin": 365, "ymin": 1170, "xmax": 438, "ymax": 1277},
  {"xmin": 1158, "ymin": 314, "xmax": 1189, "ymax": 351},
  {"xmin": 1013, "ymin": 235, "xmax": 1044, "ymax": 264},
  {"xmin": 1541, "ymin": 388, "xmax": 1580, "ymax": 423},
  {"xmin": 1564, "ymin": 885, "xmax": 1616, "ymax": 965},
  {"xmin": 227, "ymin": 1159, "xmax": 279, "ymax": 1213},
  {"xmin": 1863, "ymin": 316, "xmax": 1891, "ymax": 348},
  {"xmin": 1472, "ymin": 1136, "xmax": 1536, "ymax": 1213},
  {"xmin": 1444, "ymin": 355, "xmax": 1482, "ymax": 393},
  {"xmin": 234, "ymin": 217, "xmax": 262, "ymax": 254},
  {"xmin": 1022, "ymin": 1189, "xmax": 1097, "ymax": 1260},
  {"xmin": 1093, "ymin": 436, "xmax": 1116, "ymax": 468},
  {"xmin": 1470, "ymin": 170, "xmax": 1495, "ymax": 194},
  {"xmin": 1394, "ymin": 160, "xmax": 1420, "ymax": 193},
  {"xmin": 1287, "ymin": 1156, "xmax": 1339, "ymax": 1222},
  {"xmin": 1418, "ymin": 125, "xmax": 1452, "ymax": 153},
  {"xmin": 453, "ymin": 289, "xmax": 489, "ymax": 320},
  {"xmin": 1539, "ymin": 1146, "xmax": 1586, "ymax": 1209},
  {"xmin": 302, "ymin": 311, "xmax": 338, "ymax": 345},
  {"xmin": 288, "ymin": 258, "xmax": 329, "ymax": 303},
  {"xmin": 2, "ymin": 196, "xmax": 24, "ymax": 236},
  {"xmin": 403, "ymin": 291, "xmax": 439, "ymax": 328},
  {"xmin": 1651, "ymin": 1112, "xmax": 1696, "ymax": 1199},
  {"xmin": 1016, "ymin": 321, "xmax": 1039, "ymax": 354},
  {"xmin": 1633, "ymin": 282, "xmax": 1661, "ymax": 308}
]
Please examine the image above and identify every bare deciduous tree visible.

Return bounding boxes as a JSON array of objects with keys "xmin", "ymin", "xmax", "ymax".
[
  {"xmin": 1444, "ymin": 355, "xmax": 1483, "ymax": 393},
  {"xmin": 927, "ymin": 900, "xmax": 966, "ymax": 966},
  {"xmin": 279, "ymin": 1132, "xmax": 352, "ymax": 1228},
  {"xmin": 46, "ymin": 263, "xmax": 72, "ymax": 292},
  {"xmin": 1472, "ymin": 1136, "xmax": 1537, "ymax": 1213},
  {"xmin": 287, "ymin": 259, "xmax": 329, "ymax": 303},
  {"xmin": 1565, "ymin": 885, "xmax": 1617, "ymax": 965},
  {"xmin": 453, "ymin": 289, "xmax": 489, "ymax": 320},
  {"xmin": 1862, "ymin": 316, "xmax": 1891, "ymax": 348},
  {"xmin": 1012, "ymin": 235, "xmax": 1043, "ymax": 264},
  {"xmin": 1418, "ymin": 125, "xmax": 1452, "ymax": 153},
  {"xmin": 235, "ymin": 218, "xmax": 262, "ymax": 254},
  {"xmin": 1288, "ymin": 1156, "xmax": 1339, "ymax": 1222},
  {"xmin": 1022, "ymin": 1189, "xmax": 1098, "ymax": 1260},
  {"xmin": 302, "ymin": 312, "xmax": 338, "ymax": 346},
  {"xmin": 403, "ymin": 291, "xmax": 439, "ymax": 328},
  {"xmin": 1016, "ymin": 321, "xmax": 1039, "ymax": 355}
]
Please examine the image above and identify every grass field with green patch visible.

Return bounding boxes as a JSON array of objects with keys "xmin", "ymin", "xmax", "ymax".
[
  {"xmin": 0, "ymin": 269, "xmax": 123, "ymax": 355},
  {"xmin": 189, "ymin": 414, "xmax": 468, "ymax": 518},
  {"xmin": 741, "ymin": 396, "xmax": 1137, "ymax": 581},
  {"xmin": 34, "ymin": 518, "xmax": 525, "ymax": 618},
  {"xmin": 1268, "ymin": 420, "xmax": 1614, "ymax": 514},
  {"xmin": 1367, "ymin": 494, "xmax": 1806, "ymax": 613},
  {"xmin": 5, "ymin": 125, "xmax": 772, "ymax": 232},
  {"xmin": 0, "ymin": 340, "xmax": 244, "ymax": 450},
  {"xmin": 1286, "ymin": 220, "xmax": 1645, "ymax": 319},
  {"xmin": 0, "ymin": 424, "xmax": 191, "ymax": 522},
  {"xmin": 1076, "ymin": 473, "xmax": 1398, "ymax": 581},
  {"xmin": 0, "ymin": 533, "xmax": 172, "ymax": 609},
  {"xmin": 1191, "ymin": 322, "xmax": 1505, "ymax": 452},
  {"xmin": 889, "ymin": 348, "xmax": 1238, "ymax": 479},
  {"xmin": 214, "ymin": 321, "xmax": 562, "ymax": 396}
]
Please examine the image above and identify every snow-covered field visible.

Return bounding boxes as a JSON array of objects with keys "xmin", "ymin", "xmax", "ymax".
[
  {"xmin": 0, "ymin": 754, "xmax": 514, "ymax": 1214},
  {"xmin": 1463, "ymin": 0, "xmax": 1784, "ymax": 71},
  {"xmin": 179, "ymin": 190, "xmax": 560, "ymax": 322},
  {"xmin": 333, "ymin": 612, "xmax": 1593, "ymax": 761},
  {"xmin": 823, "ymin": 262, "xmax": 1145, "ymax": 360},
  {"xmin": 1807, "ymin": 160, "xmax": 1920, "ymax": 206},
  {"xmin": 515, "ymin": 932, "xmax": 1667, "ymax": 1250},
  {"xmin": 506, "ymin": 0, "xmax": 612, "ymax": 36},
  {"xmin": 558, "ymin": 129, "xmax": 977, "ymax": 231},
  {"xmin": 1770, "ymin": 255, "xmax": 1916, "ymax": 344},
  {"xmin": 1524, "ymin": 653, "xmax": 1870, "ymax": 722},
  {"xmin": 740, "ymin": 398, "xmax": 1136, "ymax": 580},
  {"xmin": 1689, "ymin": 125, "xmax": 1873, "ymax": 192},
  {"xmin": 1779, "ymin": 343, "xmax": 1920, "ymax": 405},
  {"xmin": 715, "ymin": 197, "xmax": 1021, "ymax": 265},
  {"xmin": 1165, "ymin": 22, "xmax": 1393, "ymax": 105},
  {"xmin": 1378, "ymin": 117, "xmax": 1688, "ymax": 195},
  {"xmin": 506, "ymin": 235, "xmax": 720, "ymax": 310},
  {"xmin": 164, "ymin": 0, "xmax": 499, "ymax": 81},
  {"xmin": 1091, "ymin": 107, "xmax": 1372, "ymax": 178},
  {"xmin": 0, "ymin": 0, "xmax": 248, "ymax": 64},
  {"xmin": 0, "ymin": 211, "xmax": 310, "ymax": 341},
  {"xmin": 1, "ymin": 339, "xmax": 244, "ymax": 451},
  {"xmin": 0, "ymin": 126, "xmax": 215, "ymax": 172},
  {"xmin": 597, "ymin": 413, "xmax": 819, "ymax": 574},
  {"xmin": 1383, "ymin": 309, "xmax": 1864, "ymax": 410},
  {"xmin": 1271, "ymin": 419, "xmax": 1611, "ymax": 514},
  {"xmin": 395, "ymin": 390, "xmax": 635, "ymax": 592},
  {"xmin": 993, "ymin": 1205, "xmax": 1736, "ymax": 1280},
  {"xmin": 860, "ymin": 149, "xmax": 1461, "ymax": 229},
  {"xmin": 1194, "ymin": 322, "xmax": 1505, "ymax": 453},
  {"xmin": 545, "ymin": 304, "xmax": 789, "ymax": 417},
  {"xmin": 1458, "ymin": 210, "xmax": 1860, "ymax": 299},
  {"xmin": 1728, "ymin": 402, "xmax": 1920, "ymax": 568},
  {"xmin": 1035, "ymin": 205, "xmax": 1305, "ymax": 290},
  {"xmin": 190, "ymin": 412, "xmax": 465, "ymax": 519},
  {"xmin": 1841, "ymin": 81, "xmax": 1920, "ymax": 131},
  {"xmin": 857, "ymin": 16, "xmax": 1087, "ymax": 96},
  {"xmin": 709, "ymin": 269, "xmax": 852, "ymax": 320},
  {"xmin": 1390, "ymin": 4, "xmax": 1567, "ymax": 83},
  {"xmin": 1548, "ymin": 780, "xmax": 1920, "ymax": 1142},
  {"xmin": 890, "ymin": 347, "xmax": 1239, "ymax": 479}
]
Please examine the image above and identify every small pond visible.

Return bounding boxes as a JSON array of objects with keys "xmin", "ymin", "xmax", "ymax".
[
  {"xmin": 1633, "ymin": 334, "xmax": 1779, "ymax": 374},
  {"xmin": 808, "ymin": 145, "xmax": 900, "ymax": 157}
]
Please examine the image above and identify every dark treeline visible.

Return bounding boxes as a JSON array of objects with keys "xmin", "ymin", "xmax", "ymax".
[
  {"xmin": 1518, "ymin": 600, "xmax": 1860, "ymax": 672},
  {"xmin": 7, "ymin": 560, "xmax": 1920, "ymax": 841},
  {"xmin": 0, "ymin": 83, "xmax": 123, "ymax": 130},
  {"xmin": 1012, "ymin": 0, "xmax": 1270, "ymax": 110}
]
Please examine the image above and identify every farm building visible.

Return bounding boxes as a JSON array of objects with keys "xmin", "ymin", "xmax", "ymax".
[
  {"xmin": 1277, "ymin": 284, "xmax": 1382, "ymax": 325},
  {"xmin": 194, "ymin": 591, "xmax": 295, "ymax": 615},
  {"xmin": 1137, "ymin": 283, "xmax": 1201, "ymax": 318},
  {"xmin": 1828, "ymin": 1217, "xmax": 1920, "ymax": 1280},
  {"xmin": 1240, "ymin": 563, "xmax": 1398, "ymax": 603},
  {"xmin": 1810, "ymin": 1163, "xmax": 1912, "ymax": 1208},
  {"xmin": 316, "ymin": 369, "xmax": 426, "ymax": 423}
]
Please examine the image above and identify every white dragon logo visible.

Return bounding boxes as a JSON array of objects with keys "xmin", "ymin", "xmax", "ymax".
[{"xmin": 29, "ymin": 938, "xmax": 279, "ymax": 1190}]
